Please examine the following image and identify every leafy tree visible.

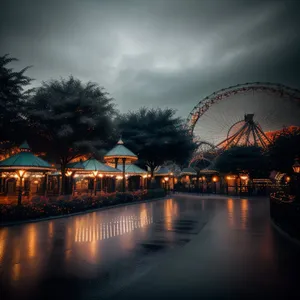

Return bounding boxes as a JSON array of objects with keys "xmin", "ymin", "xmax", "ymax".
[
  {"xmin": 0, "ymin": 54, "xmax": 33, "ymax": 155},
  {"xmin": 267, "ymin": 127, "xmax": 300, "ymax": 174},
  {"xmin": 28, "ymin": 76, "xmax": 116, "ymax": 194},
  {"xmin": 117, "ymin": 107, "xmax": 198, "ymax": 177},
  {"xmin": 215, "ymin": 145, "xmax": 270, "ymax": 178}
]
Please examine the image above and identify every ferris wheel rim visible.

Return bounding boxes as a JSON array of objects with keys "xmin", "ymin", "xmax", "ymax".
[{"xmin": 187, "ymin": 82, "xmax": 300, "ymax": 133}]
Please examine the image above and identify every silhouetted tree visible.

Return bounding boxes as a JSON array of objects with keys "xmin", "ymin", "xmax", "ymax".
[
  {"xmin": 267, "ymin": 127, "xmax": 300, "ymax": 174},
  {"xmin": 215, "ymin": 145, "xmax": 270, "ymax": 178},
  {"xmin": 0, "ymin": 54, "xmax": 33, "ymax": 155},
  {"xmin": 28, "ymin": 76, "xmax": 116, "ymax": 194},
  {"xmin": 117, "ymin": 107, "xmax": 198, "ymax": 177}
]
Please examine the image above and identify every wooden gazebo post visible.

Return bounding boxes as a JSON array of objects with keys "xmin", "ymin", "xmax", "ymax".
[{"xmin": 122, "ymin": 158, "xmax": 126, "ymax": 192}]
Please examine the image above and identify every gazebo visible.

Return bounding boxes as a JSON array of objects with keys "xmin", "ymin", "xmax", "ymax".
[
  {"xmin": 154, "ymin": 166, "xmax": 173, "ymax": 189},
  {"xmin": 104, "ymin": 138, "xmax": 138, "ymax": 192},
  {"xmin": 76, "ymin": 158, "xmax": 120, "ymax": 194},
  {"xmin": 116, "ymin": 163, "xmax": 147, "ymax": 190},
  {"xmin": 180, "ymin": 167, "xmax": 197, "ymax": 189},
  {"xmin": 0, "ymin": 141, "xmax": 55, "ymax": 204}
]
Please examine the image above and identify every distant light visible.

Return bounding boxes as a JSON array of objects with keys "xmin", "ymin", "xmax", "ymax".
[{"xmin": 292, "ymin": 157, "xmax": 300, "ymax": 173}]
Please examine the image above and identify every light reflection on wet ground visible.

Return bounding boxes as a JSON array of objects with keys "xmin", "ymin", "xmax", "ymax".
[{"xmin": 0, "ymin": 195, "xmax": 299, "ymax": 299}]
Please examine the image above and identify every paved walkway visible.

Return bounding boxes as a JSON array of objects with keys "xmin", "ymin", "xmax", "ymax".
[{"xmin": 0, "ymin": 194, "xmax": 299, "ymax": 299}]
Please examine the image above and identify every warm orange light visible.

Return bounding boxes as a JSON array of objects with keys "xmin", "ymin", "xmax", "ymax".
[
  {"xmin": 66, "ymin": 171, "xmax": 73, "ymax": 177},
  {"xmin": 286, "ymin": 176, "xmax": 291, "ymax": 182},
  {"xmin": 143, "ymin": 175, "xmax": 147, "ymax": 178},
  {"xmin": 212, "ymin": 176, "xmax": 218, "ymax": 182},
  {"xmin": 98, "ymin": 173, "xmax": 103, "ymax": 178},
  {"xmin": 164, "ymin": 177, "xmax": 169, "ymax": 181},
  {"xmin": 240, "ymin": 175, "xmax": 249, "ymax": 181},
  {"xmin": 18, "ymin": 170, "xmax": 26, "ymax": 177},
  {"xmin": 92, "ymin": 171, "xmax": 98, "ymax": 177}
]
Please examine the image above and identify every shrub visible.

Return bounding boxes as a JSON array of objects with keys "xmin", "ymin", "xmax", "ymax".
[{"xmin": 0, "ymin": 188, "xmax": 166, "ymax": 223}]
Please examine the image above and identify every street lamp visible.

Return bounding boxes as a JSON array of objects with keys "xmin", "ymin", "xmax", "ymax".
[
  {"xmin": 212, "ymin": 176, "xmax": 218, "ymax": 194},
  {"xmin": 98, "ymin": 173, "xmax": 103, "ymax": 192}
]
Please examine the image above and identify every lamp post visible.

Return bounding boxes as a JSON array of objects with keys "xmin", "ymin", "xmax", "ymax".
[
  {"xmin": 17, "ymin": 170, "xmax": 26, "ymax": 205},
  {"xmin": 164, "ymin": 176, "xmax": 169, "ymax": 192},
  {"xmin": 98, "ymin": 173, "xmax": 103, "ymax": 193},
  {"xmin": 91, "ymin": 171, "xmax": 98, "ymax": 195},
  {"xmin": 170, "ymin": 172, "xmax": 174, "ymax": 193},
  {"xmin": 212, "ymin": 176, "xmax": 218, "ymax": 194},
  {"xmin": 65, "ymin": 170, "xmax": 73, "ymax": 195},
  {"xmin": 239, "ymin": 173, "xmax": 249, "ymax": 195}
]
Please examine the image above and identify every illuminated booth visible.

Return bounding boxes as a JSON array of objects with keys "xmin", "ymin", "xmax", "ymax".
[{"xmin": 0, "ymin": 141, "xmax": 55, "ymax": 204}]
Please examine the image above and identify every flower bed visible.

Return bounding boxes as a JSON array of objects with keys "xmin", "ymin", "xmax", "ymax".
[{"xmin": 0, "ymin": 189, "xmax": 166, "ymax": 223}]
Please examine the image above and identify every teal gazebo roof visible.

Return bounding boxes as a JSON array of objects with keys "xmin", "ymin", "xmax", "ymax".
[
  {"xmin": 180, "ymin": 167, "xmax": 197, "ymax": 176},
  {"xmin": 104, "ymin": 139, "xmax": 138, "ymax": 161},
  {"xmin": 80, "ymin": 158, "xmax": 120, "ymax": 174},
  {"xmin": 0, "ymin": 141, "xmax": 54, "ymax": 171},
  {"xmin": 66, "ymin": 160, "xmax": 85, "ymax": 171},
  {"xmin": 117, "ymin": 164, "xmax": 147, "ymax": 175},
  {"xmin": 155, "ymin": 166, "xmax": 172, "ymax": 176}
]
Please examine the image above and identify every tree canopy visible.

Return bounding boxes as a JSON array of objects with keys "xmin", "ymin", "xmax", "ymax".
[
  {"xmin": 215, "ymin": 145, "xmax": 270, "ymax": 178},
  {"xmin": 267, "ymin": 127, "xmax": 300, "ymax": 174},
  {"xmin": 27, "ymin": 76, "xmax": 117, "ymax": 193},
  {"xmin": 0, "ymin": 54, "xmax": 33, "ymax": 150},
  {"xmin": 117, "ymin": 107, "xmax": 198, "ymax": 175}
]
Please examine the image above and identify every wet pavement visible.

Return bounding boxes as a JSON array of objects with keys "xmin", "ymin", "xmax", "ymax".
[{"xmin": 0, "ymin": 194, "xmax": 300, "ymax": 299}]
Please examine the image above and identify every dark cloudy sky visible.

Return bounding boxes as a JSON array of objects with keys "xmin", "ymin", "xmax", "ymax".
[{"xmin": 1, "ymin": 0, "xmax": 300, "ymax": 117}]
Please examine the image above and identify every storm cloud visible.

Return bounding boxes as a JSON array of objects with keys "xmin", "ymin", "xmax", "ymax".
[{"xmin": 1, "ymin": 0, "xmax": 300, "ymax": 117}]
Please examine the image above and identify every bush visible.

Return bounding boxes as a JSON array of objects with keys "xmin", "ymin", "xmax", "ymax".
[{"xmin": 0, "ymin": 189, "xmax": 166, "ymax": 223}]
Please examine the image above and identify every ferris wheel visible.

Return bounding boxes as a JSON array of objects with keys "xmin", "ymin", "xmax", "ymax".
[{"xmin": 187, "ymin": 82, "xmax": 300, "ymax": 166}]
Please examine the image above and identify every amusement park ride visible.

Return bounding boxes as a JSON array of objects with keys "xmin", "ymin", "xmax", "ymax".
[{"xmin": 187, "ymin": 82, "xmax": 300, "ymax": 168}]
